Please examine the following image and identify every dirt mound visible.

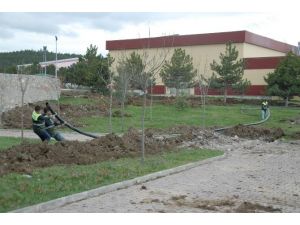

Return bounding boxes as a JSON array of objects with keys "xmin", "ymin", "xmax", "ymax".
[
  {"xmin": 1, "ymin": 102, "xmax": 106, "ymax": 129},
  {"xmin": 223, "ymin": 125, "xmax": 284, "ymax": 141},
  {"xmin": 0, "ymin": 128, "xmax": 191, "ymax": 176}
]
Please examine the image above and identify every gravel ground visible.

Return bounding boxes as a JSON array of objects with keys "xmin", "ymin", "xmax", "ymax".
[
  {"xmin": 0, "ymin": 129, "xmax": 102, "ymax": 141},
  {"xmin": 44, "ymin": 134, "xmax": 300, "ymax": 213}
]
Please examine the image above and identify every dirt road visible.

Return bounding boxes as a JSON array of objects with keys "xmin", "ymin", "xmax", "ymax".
[{"xmin": 45, "ymin": 135, "xmax": 300, "ymax": 213}]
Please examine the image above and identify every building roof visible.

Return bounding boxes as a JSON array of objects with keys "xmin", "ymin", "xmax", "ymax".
[
  {"xmin": 106, "ymin": 30, "xmax": 296, "ymax": 53},
  {"xmin": 39, "ymin": 57, "xmax": 79, "ymax": 66},
  {"xmin": 17, "ymin": 57, "xmax": 79, "ymax": 68}
]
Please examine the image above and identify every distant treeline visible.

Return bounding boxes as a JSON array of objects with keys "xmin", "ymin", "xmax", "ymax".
[{"xmin": 0, "ymin": 50, "xmax": 81, "ymax": 73}]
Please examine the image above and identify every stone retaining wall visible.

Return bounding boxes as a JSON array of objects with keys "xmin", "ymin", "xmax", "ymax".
[{"xmin": 0, "ymin": 73, "xmax": 60, "ymax": 113}]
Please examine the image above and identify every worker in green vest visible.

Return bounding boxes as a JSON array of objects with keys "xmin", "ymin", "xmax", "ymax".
[
  {"xmin": 42, "ymin": 107, "xmax": 65, "ymax": 141},
  {"xmin": 261, "ymin": 100, "xmax": 269, "ymax": 120},
  {"xmin": 32, "ymin": 105, "xmax": 51, "ymax": 142}
]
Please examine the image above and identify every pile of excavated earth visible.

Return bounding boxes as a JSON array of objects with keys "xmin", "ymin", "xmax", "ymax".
[{"xmin": 0, "ymin": 125, "xmax": 284, "ymax": 176}]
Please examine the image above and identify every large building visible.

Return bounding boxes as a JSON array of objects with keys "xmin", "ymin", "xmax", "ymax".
[{"xmin": 106, "ymin": 30, "xmax": 298, "ymax": 96}]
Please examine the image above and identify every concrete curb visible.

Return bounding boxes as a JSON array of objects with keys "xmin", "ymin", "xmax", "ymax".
[{"xmin": 11, "ymin": 152, "xmax": 227, "ymax": 213}]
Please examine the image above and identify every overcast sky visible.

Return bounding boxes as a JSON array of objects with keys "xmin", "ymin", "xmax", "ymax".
[{"xmin": 0, "ymin": 12, "xmax": 299, "ymax": 56}]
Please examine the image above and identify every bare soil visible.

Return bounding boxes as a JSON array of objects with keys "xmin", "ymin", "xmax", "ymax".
[
  {"xmin": 0, "ymin": 128, "xmax": 188, "ymax": 176},
  {"xmin": 1, "ymin": 102, "xmax": 106, "ymax": 129},
  {"xmin": 223, "ymin": 124, "xmax": 284, "ymax": 142},
  {"xmin": 0, "ymin": 125, "xmax": 284, "ymax": 176}
]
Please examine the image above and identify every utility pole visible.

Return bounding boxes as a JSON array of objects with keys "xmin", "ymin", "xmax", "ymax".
[{"xmin": 55, "ymin": 36, "xmax": 58, "ymax": 78}]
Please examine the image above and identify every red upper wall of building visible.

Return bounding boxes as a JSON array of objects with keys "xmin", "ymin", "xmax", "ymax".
[
  {"xmin": 244, "ymin": 56, "xmax": 284, "ymax": 69},
  {"xmin": 106, "ymin": 30, "xmax": 296, "ymax": 53}
]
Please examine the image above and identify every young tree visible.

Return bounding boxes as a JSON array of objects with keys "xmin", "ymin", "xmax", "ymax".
[
  {"xmin": 115, "ymin": 55, "xmax": 133, "ymax": 132},
  {"xmin": 107, "ymin": 55, "xmax": 114, "ymax": 134},
  {"xmin": 17, "ymin": 67, "xmax": 29, "ymax": 142},
  {"xmin": 264, "ymin": 52, "xmax": 300, "ymax": 106},
  {"xmin": 97, "ymin": 54, "xmax": 115, "ymax": 133},
  {"xmin": 160, "ymin": 48, "xmax": 197, "ymax": 96},
  {"xmin": 210, "ymin": 42, "xmax": 245, "ymax": 103},
  {"xmin": 128, "ymin": 53, "xmax": 154, "ymax": 163},
  {"xmin": 0, "ymin": 80, "xmax": 5, "ymax": 127},
  {"xmin": 195, "ymin": 58, "xmax": 212, "ymax": 128}
]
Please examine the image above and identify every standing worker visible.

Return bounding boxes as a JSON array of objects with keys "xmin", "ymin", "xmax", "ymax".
[
  {"xmin": 42, "ymin": 107, "xmax": 65, "ymax": 141},
  {"xmin": 261, "ymin": 100, "xmax": 269, "ymax": 120},
  {"xmin": 32, "ymin": 105, "xmax": 51, "ymax": 142}
]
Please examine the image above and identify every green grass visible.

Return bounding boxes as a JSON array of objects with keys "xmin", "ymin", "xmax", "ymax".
[
  {"xmin": 0, "ymin": 137, "xmax": 38, "ymax": 151},
  {"xmin": 78, "ymin": 105, "xmax": 255, "ymax": 133},
  {"xmin": 47, "ymin": 96, "xmax": 300, "ymax": 137},
  {"xmin": 77, "ymin": 104, "xmax": 300, "ymax": 138},
  {"xmin": 262, "ymin": 107, "xmax": 300, "ymax": 137},
  {"xmin": 58, "ymin": 96, "xmax": 102, "ymax": 105},
  {"xmin": 0, "ymin": 148, "xmax": 223, "ymax": 212}
]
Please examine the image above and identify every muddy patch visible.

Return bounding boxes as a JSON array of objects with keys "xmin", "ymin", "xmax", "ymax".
[{"xmin": 222, "ymin": 125, "xmax": 284, "ymax": 142}]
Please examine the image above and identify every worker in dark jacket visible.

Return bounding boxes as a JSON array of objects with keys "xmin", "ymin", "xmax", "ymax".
[
  {"xmin": 42, "ymin": 107, "xmax": 65, "ymax": 141},
  {"xmin": 32, "ymin": 105, "xmax": 51, "ymax": 142}
]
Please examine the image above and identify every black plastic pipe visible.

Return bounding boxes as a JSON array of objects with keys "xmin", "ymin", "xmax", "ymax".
[{"xmin": 45, "ymin": 102, "xmax": 99, "ymax": 139}]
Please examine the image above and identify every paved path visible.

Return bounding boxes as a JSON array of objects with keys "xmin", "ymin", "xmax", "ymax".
[
  {"xmin": 0, "ymin": 129, "xmax": 104, "ymax": 141},
  {"xmin": 45, "ymin": 138, "xmax": 300, "ymax": 213}
]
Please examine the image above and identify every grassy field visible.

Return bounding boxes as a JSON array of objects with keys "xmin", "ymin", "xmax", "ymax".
[
  {"xmin": 0, "ymin": 137, "xmax": 38, "ymax": 151},
  {"xmin": 76, "ymin": 104, "xmax": 299, "ymax": 137},
  {"xmin": 0, "ymin": 148, "xmax": 223, "ymax": 212}
]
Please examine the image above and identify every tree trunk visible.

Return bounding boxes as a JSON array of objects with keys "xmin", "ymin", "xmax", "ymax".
[
  {"xmin": 285, "ymin": 97, "xmax": 289, "ymax": 107},
  {"xmin": 121, "ymin": 99, "xmax": 125, "ymax": 132},
  {"xmin": 175, "ymin": 88, "xmax": 179, "ymax": 97},
  {"xmin": 150, "ymin": 83, "xmax": 153, "ymax": 120},
  {"xmin": 140, "ymin": 90, "xmax": 147, "ymax": 164},
  {"xmin": 21, "ymin": 94, "xmax": 24, "ymax": 142},
  {"xmin": 108, "ymin": 87, "xmax": 113, "ymax": 134},
  {"xmin": 120, "ymin": 84, "xmax": 127, "ymax": 132},
  {"xmin": 223, "ymin": 87, "xmax": 227, "ymax": 104},
  {"xmin": 56, "ymin": 79, "xmax": 61, "ymax": 115}
]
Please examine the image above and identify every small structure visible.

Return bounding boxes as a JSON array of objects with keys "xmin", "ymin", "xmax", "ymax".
[{"xmin": 17, "ymin": 57, "xmax": 79, "ymax": 72}]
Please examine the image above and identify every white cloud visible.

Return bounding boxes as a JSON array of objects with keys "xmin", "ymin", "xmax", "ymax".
[{"xmin": 0, "ymin": 12, "xmax": 299, "ymax": 55}]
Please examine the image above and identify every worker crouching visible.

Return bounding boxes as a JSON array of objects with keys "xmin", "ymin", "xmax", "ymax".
[
  {"xmin": 42, "ymin": 107, "xmax": 65, "ymax": 141},
  {"xmin": 32, "ymin": 105, "xmax": 51, "ymax": 142}
]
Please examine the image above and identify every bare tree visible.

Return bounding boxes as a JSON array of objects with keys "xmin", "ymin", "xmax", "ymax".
[
  {"xmin": 17, "ymin": 67, "xmax": 29, "ymax": 142},
  {"xmin": 115, "ymin": 51, "xmax": 133, "ymax": 132},
  {"xmin": 135, "ymin": 40, "xmax": 174, "ymax": 162},
  {"xmin": 114, "ymin": 35, "xmax": 174, "ymax": 162},
  {"xmin": 96, "ymin": 54, "xmax": 114, "ymax": 133},
  {"xmin": 0, "ymin": 79, "xmax": 6, "ymax": 127},
  {"xmin": 107, "ymin": 55, "xmax": 114, "ymax": 134},
  {"xmin": 195, "ymin": 58, "xmax": 212, "ymax": 128}
]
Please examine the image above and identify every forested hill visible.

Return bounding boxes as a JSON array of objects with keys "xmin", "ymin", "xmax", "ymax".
[{"xmin": 0, "ymin": 50, "xmax": 81, "ymax": 73}]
